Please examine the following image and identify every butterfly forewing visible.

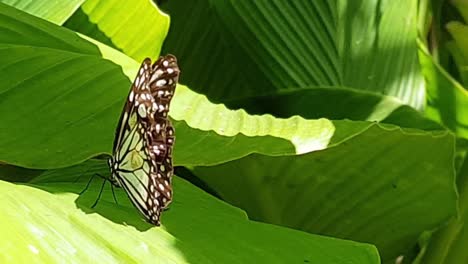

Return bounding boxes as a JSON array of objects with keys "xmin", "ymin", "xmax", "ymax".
[{"xmin": 109, "ymin": 55, "xmax": 179, "ymax": 225}]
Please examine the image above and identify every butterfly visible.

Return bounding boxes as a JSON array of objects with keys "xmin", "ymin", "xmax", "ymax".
[{"xmin": 107, "ymin": 55, "xmax": 179, "ymax": 226}]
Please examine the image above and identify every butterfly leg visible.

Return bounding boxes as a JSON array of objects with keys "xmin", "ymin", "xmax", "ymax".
[
  {"xmin": 110, "ymin": 183, "xmax": 119, "ymax": 205},
  {"xmin": 91, "ymin": 176, "xmax": 107, "ymax": 208},
  {"xmin": 79, "ymin": 172, "xmax": 98, "ymax": 195}
]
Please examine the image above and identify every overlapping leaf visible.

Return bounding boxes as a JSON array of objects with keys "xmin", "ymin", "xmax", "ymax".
[
  {"xmin": 59, "ymin": 0, "xmax": 425, "ymax": 111},
  {"xmin": 0, "ymin": 2, "xmax": 375, "ymax": 169},
  {"xmin": 0, "ymin": 2, "xmax": 459, "ymax": 264}
]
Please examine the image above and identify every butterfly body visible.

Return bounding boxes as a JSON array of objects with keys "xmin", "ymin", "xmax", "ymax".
[{"xmin": 108, "ymin": 55, "xmax": 179, "ymax": 226}]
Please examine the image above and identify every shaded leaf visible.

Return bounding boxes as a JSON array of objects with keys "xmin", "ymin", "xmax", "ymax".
[
  {"xmin": 446, "ymin": 21, "xmax": 468, "ymax": 86},
  {"xmin": 159, "ymin": 0, "xmax": 424, "ymax": 109},
  {"xmin": 227, "ymin": 87, "xmax": 443, "ymax": 131},
  {"xmin": 193, "ymin": 124, "xmax": 457, "ymax": 262},
  {"xmin": 420, "ymin": 43, "xmax": 468, "ymax": 139},
  {"xmin": 419, "ymin": 150, "xmax": 468, "ymax": 264}
]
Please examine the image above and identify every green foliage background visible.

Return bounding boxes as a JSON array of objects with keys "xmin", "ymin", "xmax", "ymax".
[{"xmin": 0, "ymin": 0, "xmax": 467, "ymax": 263}]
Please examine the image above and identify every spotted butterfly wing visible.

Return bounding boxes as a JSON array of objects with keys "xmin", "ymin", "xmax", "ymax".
[{"xmin": 108, "ymin": 55, "xmax": 179, "ymax": 226}]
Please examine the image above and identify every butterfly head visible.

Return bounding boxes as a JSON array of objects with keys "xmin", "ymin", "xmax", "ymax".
[
  {"xmin": 107, "ymin": 157, "xmax": 114, "ymax": 172},
  {"xmin": 107, "ymin": 157, "xmax": 120, "ymax": 185}
]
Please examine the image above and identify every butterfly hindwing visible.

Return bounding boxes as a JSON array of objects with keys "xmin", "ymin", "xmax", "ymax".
[{"xmin": 109, "ymin": 56, "xmax": 179, "ymax": 225}]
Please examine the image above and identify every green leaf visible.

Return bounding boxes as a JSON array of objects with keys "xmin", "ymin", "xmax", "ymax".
[
  {"xmin": 452, "ymin": 0, "xmax": 468, "ymax": 23},
  {"xmin": 158, "ymin": 0, "xmax": 424, "ymax": 109},
  {"xmin": 64, "ymin": 0, "xmax": 170, "ymax": 62},
  {"xmin": 192, "ymin": 124, "xmax": 457, "ymax": 262},
  {"xmin": 446, "ymin": 21, "xmax": 468, "ymax": 86},
  {"xmin": 170, "ymin": 85, "xmax": 377, "ymax": 166},
  {"xmin": 0, "ymin": 0, "xmax": 84, "ymax": 24},
  {"xmin": 418, "ymin": 150, "xmax": 468, "ymax": 264},
  {"xmin": 226, "ymin": 87, "xmax": 444, "ymax": 131},
  {"xmin": 419, "ymin": 43, "xmax": 468, "ymax": 139},
  {"xmin": 0, "ymin": 161, "xmax": 380, "ymax": 263}
]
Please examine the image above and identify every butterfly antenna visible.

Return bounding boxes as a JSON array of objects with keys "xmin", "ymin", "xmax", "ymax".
[{"xmin": 91, "ymin": 175, "xmax": 107, "ymax": 208}]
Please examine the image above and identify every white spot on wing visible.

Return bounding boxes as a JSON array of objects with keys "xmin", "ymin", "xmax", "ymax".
[
  {"xmin": 156, "ymin": 79, "xmax": 167, "ymax": 87},
  {"xmin": 138, "ymin": 104, "xmax": 147, "ymax": 118},
  {"xmin": 155, "ymin": 69, "xmax": 163, "ymax": 77}
]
